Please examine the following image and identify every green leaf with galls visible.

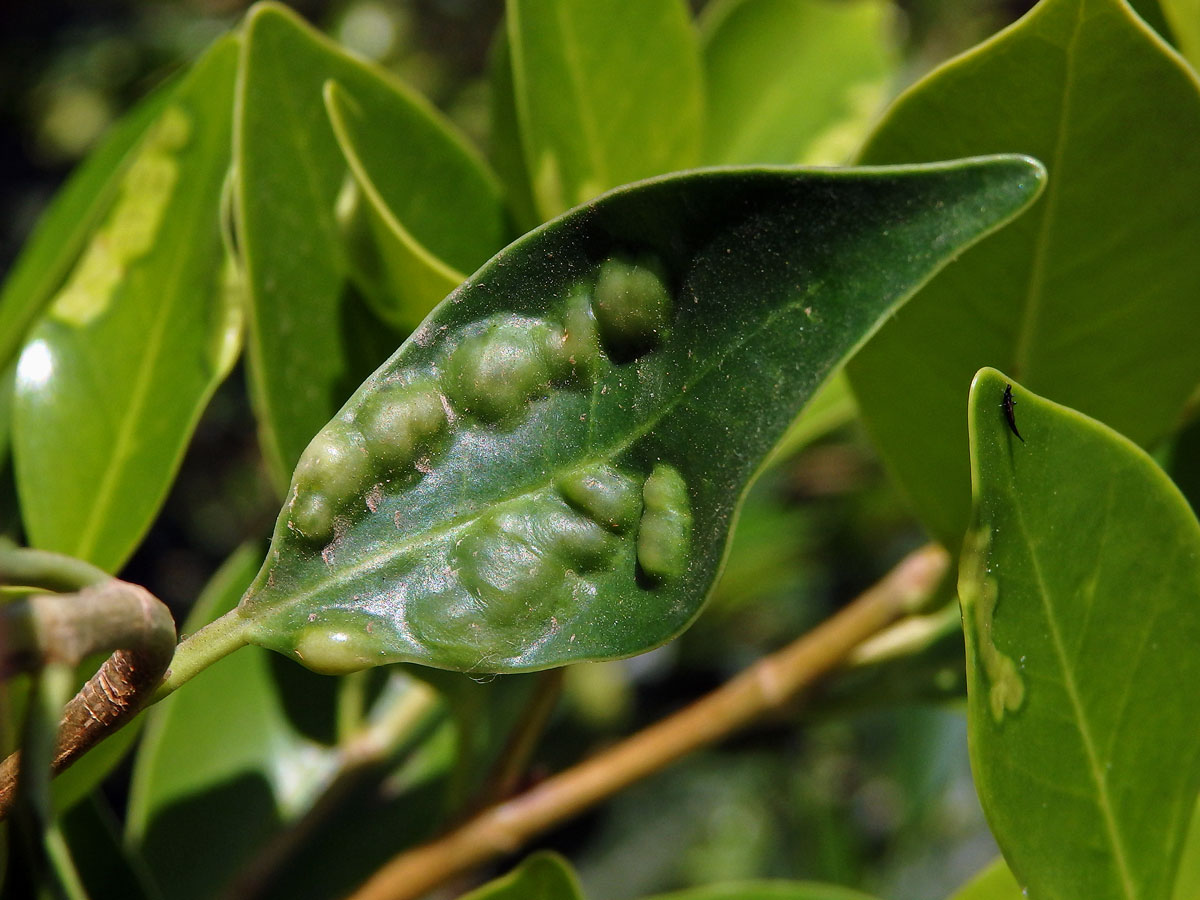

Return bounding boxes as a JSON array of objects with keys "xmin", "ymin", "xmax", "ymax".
[
  {"xmin": 236, "ymin": 158, "xmax": 1044, "ymax": 674},
  {"xmin": 963, "ymin": 368, "xmax": 1200, "ymax": 900}
]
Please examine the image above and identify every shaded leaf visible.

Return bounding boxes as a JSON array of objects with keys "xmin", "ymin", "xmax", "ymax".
[
  {"xmin": 846, "ymin": 0, "xmax": 1200, "ymax": 547},
  {"xmin": 961, "ymin": 368, "xmax": 1200, "ymax": 900},
  {"xmin": 236, "ymin": 2, "xmax": 408, "ymax": 490},
  {"xmin": 488, "ymin": 31, "xmax": 541, "ymax": 234},
  {"xmin": 12, "ymin": 36, "xmax": 242, "ymax": 573},
  {"xmin": 507, "ymin": 0, "xmax": 703, "ymax": 219},
  {"xmin": 126, "ymin": 543, "xmax": 339, "ymax": 900},
  {"xmin": 462, "ymin": 851, "xmax": 584, "ymax": 900},
  {"xmin": 235, "ymin": 158, "xmax": 1043, "ymax": 674},
  {"xmin": 700, "ymin": 0, "xmax": 898, "ymax": 165},
  {"xmin": 323, "ymin": 75, "xmax": 507, "ymax": 331}
]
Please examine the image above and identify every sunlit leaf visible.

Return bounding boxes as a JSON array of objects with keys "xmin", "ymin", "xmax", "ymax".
[
  {"xmin": 961, "ymin": 368, "xmax": 1200, "ymax": 900},
  {"xmin": 507, "ymin": 0, "xmax": 703, "ymax": 219},
  {"xmin": 700, "ymin": 0, "xmax": 897, "ymax": 165},
  {"xmin": 13, "ymin": 36, "xmax": 241, "ymax": 572},
  {"xmin": 237, "ymin": 2, "xmax": 408, "ymax": 490},
  {"xmin": 323, "ymin": 75, "xmax": 507, "ymax": 331}
]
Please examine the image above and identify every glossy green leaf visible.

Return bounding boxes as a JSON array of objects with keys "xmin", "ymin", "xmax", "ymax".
[
  {"xmin": 234, "ymin": 157, "xmax": 1044, "ymax": 674},
  {"xmin": 12, "ymin": 36, "xmax": 241, "ymax": 573},
  {"xmin": 700, "ymin": 0, "xmax": 897, "ymax": 165},
  {"xmin": 237, "ymin": 2, "xmax": 408, "ymax": 490},
  {"xmin": 1162, "ymin": 0, "xmax": 1200, "ymax": 65},
  {"xmin": 461, "ymin": 852, "xmax": 584, "ymax": 900},
  {"xmin": 0, "ymin": 77, "xmax": 174, "ymax": 375},
  {"xmin": 323, "ymin": 74, "xmax": 507, "ymax": 331},
  {"xmin": 948, "ymin": 858, "xmax": 1024, "ymax": 900},
  {"xmin": 645, "ymin": 883, "xmax": 877, "ymax": 900},
  {"xmin": 961, "ymin": 368, "xmax": 1200, "ymax": 900},
  {"xmin": 847, "ymin": 0, "xmax": 1200, "ymax": 548},
  {"xmin": 507, "ymin": 0, "xmax": 703, "ymax": 219},
  {"xmin": 126, "ymin": 543, "xmax": 338, "ymax": 900}
]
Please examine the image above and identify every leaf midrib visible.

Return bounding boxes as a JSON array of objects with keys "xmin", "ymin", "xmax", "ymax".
[
  {"xmin": 1008, "ymin": 474, "xmax": 1138, "ymax": 898},
  {"xmin": 1012, "ymin": 2, "xmax": 1086, "ymax": 383}
]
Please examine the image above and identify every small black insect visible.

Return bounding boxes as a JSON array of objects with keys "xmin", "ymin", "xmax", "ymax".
[{"xmin": 1002, "ymin": 383, "xmax": 1024, "ymax": 443}]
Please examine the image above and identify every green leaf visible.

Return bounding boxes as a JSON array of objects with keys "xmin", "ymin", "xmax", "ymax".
[
  {"xmin": 488, "ymin": 32, "xmax": 541, "ymax": 234},
  {"xmin": 947, "ymin": 858, "xmax": 1025, "ymax": 900},
  {"xmin": 644, "ymin": 883, "xmax": 877, "ymax": 900},
  {"xmin": 0, "ymin": 76, "xmax": 175, "ymax": 375},
  {"xmin": 461, "ymin": 852, "xmax": 584, "ymax": 900},
  {"xmin": 235, "ymin": 157, "xmax": 1044, "ymax": 674},
  {"xmin": 237, "ymin": 2, "xmax": 408, "ymax": 490},
  {"xmin": 323, "ymin": 75, "xmax": 507, "ymax": 332},
  {"xmin": 12, "ymin": 36, "xmax": 242, "ymax": 573},
  {"xmin": 700, "ymin": 0, "xmax": 898, "ymax": 165},
  {"xmin": 1162, "ymin": 0, "xmax": 1200, "ymax": 67},
  {"xmin": 126, "ymin": 543, "xmax": 338, "ymax": 900},
  {"xmin": 961, "ymin": 368, "xmax": 1200, "ymax": 900},
  {"xmin": 507, "ymin": 0, "xmax": 704, "ymax": 219},
  {"xmin": 846, "ymin": 0, "xmax": 1200, "ymax": 548},
  {"xmin": 1173, "ymin": 797, "xmax": 1200, "ymax": 900}
]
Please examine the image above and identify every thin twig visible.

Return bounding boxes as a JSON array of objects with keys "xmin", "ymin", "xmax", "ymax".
[
  {"xmin": 480, "ymin": 668, "xmax": 566, "ymax": 808},
  {"xmin": 346, "ymin": 544, "xmax": 949, "ymax": 900}
]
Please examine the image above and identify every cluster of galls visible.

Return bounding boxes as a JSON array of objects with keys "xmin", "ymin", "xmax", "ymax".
[{"xmin": 285, "ymin": 253, "xmax": 683, "ymax": 569}]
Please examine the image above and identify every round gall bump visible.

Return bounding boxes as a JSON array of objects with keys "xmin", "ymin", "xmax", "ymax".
[
  {"xmin": 294, "ymin": 624, "xmax": 380, "ymax": 675},
  {"xmin": 445, "ymin": 321, "xmax": 554, "ymax": 422},
  {"xmin": 556, "ymin": 463, "xmax": 642, "ymax": 532},
  {"xmin": 637, "ymin": 464, "xmax": 692, "ymax": 581},
  {"xmin": 289, "ymin": 490, "xmax": 335, "ymax": 542},
  {"xmin": 592, "ymin": 255, "xmax": 672, "ymax": 357},
  {"xmin": 545, "ymin": 285, "xmax": 601, "ymax": 380},
  {"xmin": 295, "ymin": 427, "xmax": 371, "ymax": 503},
  {"xmin": 358, "ymin": 381, "xmax": 447, "ymax": 468}
]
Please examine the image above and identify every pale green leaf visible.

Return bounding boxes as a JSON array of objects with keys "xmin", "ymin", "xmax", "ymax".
[
  {"xmin": 961, "ymin": 368, "xmax": 1200, "ymax": 900},
  {"xmin": 13, "ymin": 36, "xmax": 242, "ymax": 572},
  {"xmin": 700, "ymin": 0, "xmax": 898, "ymax": 165},
  {"xmin": 507, "ymin": 0, "xmax": 703, "ymax": 219}
]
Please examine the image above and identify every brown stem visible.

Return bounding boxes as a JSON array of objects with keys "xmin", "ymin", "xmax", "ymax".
[
  {"xmin": 0, "ymin": 579, "xmax": 177, "ymax": 819},
  {"xmin": 346, "ymin": 544, "xmax": 949, "ymax": 900}
]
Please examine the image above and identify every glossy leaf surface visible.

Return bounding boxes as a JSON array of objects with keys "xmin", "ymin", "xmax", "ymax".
[
  {"xmin": 847, "ymin": 0, "xmax": 1200, "ymax": 547},
  {"xmin": 948, "ymin": 859, "xmax": 1024, "ymax": 900},
  {"xmin": 126, "ymin": 544, "xmax": 338, "ymax": 900},
  {"xmin": 700, "ymin": 0, "xmax": 897, "ymax": 165},
  {"xmin": 461, "ymin": 852, "xmax": 583, "ymax": 900},
  {"xmin": 13, "ymin": 37, "xmax": 241, "ymax": 572},
  {"xmin": 507, "ymin": 0, "xmax": 703, "ymax": 219},
  {"xmin": 236, "ymin": 158, "xmax": 1044, "ymax": 674},
  {"xmin": 961, "ymin": 368, "xmax": 1200, "ymax": 900},
  {"xmin": 0, "ymin": 77, "xmax": 173, "ymax": 374},
  {"xmin": 237, "ymin": 2, "xmax": 408, "ymax": 489},
  {"xmin": 324, "ymin": 76, "xmax": 507, "ymax": 331}
]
